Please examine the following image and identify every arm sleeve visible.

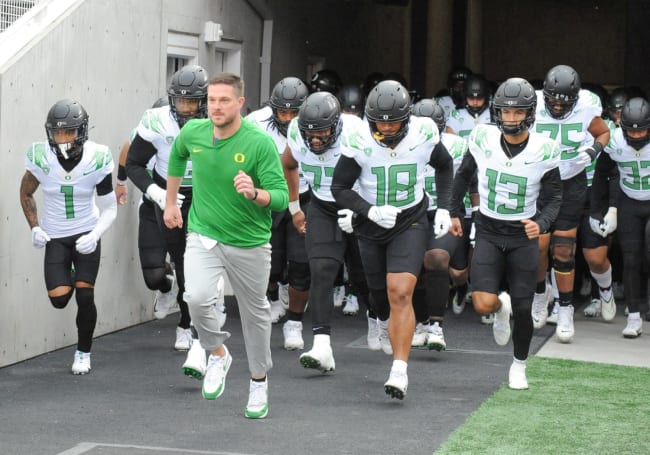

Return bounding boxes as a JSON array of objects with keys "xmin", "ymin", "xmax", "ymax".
[
  {"xmin": 96, "ymin": 174, "xmax": 113, "ymax": 196},
  {"xmin": 536, "ymin": 167, "xmax": 562, "ymax": 233},
  {"xmin": 450, "ymin": 152, "xmax": 477, "ymax": 218},
  {"xmin": 126, "ymin": 134, "xmax": 158, "ymax": 192},
  {"xmin": 590, "ymin": 152, "xmax": 618, "ymax": 215},
  {"xmin": 331, "ymin": 155, "xmax": 372, "ymax": 215},
  {"xmin": 427, "ymin": 141, "xmax": 453, "ymax": 210}
]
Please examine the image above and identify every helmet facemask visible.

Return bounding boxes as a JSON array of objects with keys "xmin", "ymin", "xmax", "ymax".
[
  {"xmin": 368, "ymin": 118, "xmax": 410, "ymax": 148},
  {"xmin": 543, "ymin": 93, "xmax": 578, "ymax": 120},
  {"xmin": 169, "ymin": 95, "xmax": 206, "ymax": 128}
]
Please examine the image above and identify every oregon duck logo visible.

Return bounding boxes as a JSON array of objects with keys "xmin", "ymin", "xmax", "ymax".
[{"xmin": 234, "ymin": 153, "xmax": 246, "ymax": 163}]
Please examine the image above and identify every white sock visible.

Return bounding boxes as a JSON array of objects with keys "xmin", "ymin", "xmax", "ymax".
[
  {"xmin": 392, "ymin": 359, "xmax": 407, "ymax": 374},
  {"xmin": 591, "ymin": 266, "xmax": 612, "ymax": 292}
]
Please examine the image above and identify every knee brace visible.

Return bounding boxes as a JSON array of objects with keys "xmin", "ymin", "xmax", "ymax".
[
  {"xmin": 551, "ymin": 235, "xmax": 576, "ymax": 274},
  {"xmin": 49, "ymin": 291, "xmax": 74, "ymax": 309},
  {"xmin": 142, "ymin": 266, "xmax": 170, "ymax": 292},
  {"xmin": 288, "ymin": 261, "xmax": 310, "ymax": 292}
]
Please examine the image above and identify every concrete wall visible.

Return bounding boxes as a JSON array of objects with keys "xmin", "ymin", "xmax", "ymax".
[{"xmin": 0, "ymin": 0, "xmax": 265, "ymax": 367}]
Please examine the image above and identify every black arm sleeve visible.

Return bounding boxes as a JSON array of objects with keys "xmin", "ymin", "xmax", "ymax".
[
  {"xmin": 331, "ymin": 155, "xmax": 373, "ymax": 216},
  {"xmin": 96, "ymin": 174, "xmax": 113, "ymax": 196},
  {"xmin": 125, "ymin": 134, "xmax": 158, "ymax": 193},
  {"xmin": 428, "ymin": 141, "xmax": 453, "ymax": 210},
  {"xmin": 451, "ymin": 152, "xmax": 477, "ymax": 218},
  {"xmin": 590, "ymin": 152, "xmax": 618, "ymax": 215},
  {"xmin": 536, "ymin": 167, "xmax": 562, "ymax": 234}
]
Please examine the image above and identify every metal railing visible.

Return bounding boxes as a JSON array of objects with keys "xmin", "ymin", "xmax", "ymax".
[{"xmin": 0, "ymin": 0, "xmax": 39, "ymax": 32}]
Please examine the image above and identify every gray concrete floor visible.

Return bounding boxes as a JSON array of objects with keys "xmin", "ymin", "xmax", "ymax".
[{"xmin": 0, "ymin": 294, "xmax": 643, "ymax": 455}]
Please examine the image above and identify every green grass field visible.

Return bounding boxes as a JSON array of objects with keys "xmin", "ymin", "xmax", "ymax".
[{"xmin": 435, "ymin": 356, "xmax": 649, "ymax": 455}]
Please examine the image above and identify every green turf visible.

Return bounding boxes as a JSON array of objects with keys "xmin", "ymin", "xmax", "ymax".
[{"xmin": 435, "ymin": 357, "xmax": 650, "ymax": 455}]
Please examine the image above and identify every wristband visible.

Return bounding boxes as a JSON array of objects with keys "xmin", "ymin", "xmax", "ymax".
[
  {"xmin": 288, "ymin": 200, "xmax": 301, "ymax": 215},
  {"xmin": 252, "ymin": 189, "xmax": 259, "ymax": 201},
  {"xmin": 117, "ymin": 164, "xmax": 127, "ymax": 181},
  {"xmin": 471, "ymin": 206, "xmax": 479, "ymax": 212}
]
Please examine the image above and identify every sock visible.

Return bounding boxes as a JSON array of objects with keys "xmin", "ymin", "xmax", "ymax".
[
  {"xmin": 252, "ymin": 376, "xmax": 267, "ymax": 383},
  {"xmin": 535, "ymin": 280, "xmax": 546, "ymax": 294},
  {"xmin": 392, "ymin": 359, "xmax": 407, "ymax": 374},
  {"xmin": 513, "ymin": 357, "xmax": 526, "ymax": 365}
]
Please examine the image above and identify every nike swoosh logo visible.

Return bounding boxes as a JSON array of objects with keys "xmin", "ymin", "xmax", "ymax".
[{"xmin": 192, "ymin": 148, "xmax": 202, "ymax": 153}]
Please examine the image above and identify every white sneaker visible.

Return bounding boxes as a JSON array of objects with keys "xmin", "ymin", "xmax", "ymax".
[
  {"xmin": 556, "ymin": 305, "xmax": 575, "ymax": 343},
  {"xmin": 278, "ymin": 282, "xmax": 290, "ymax": 309},
  {"xmin": 367, "ymin": 313, "xmax": 381, "ymax": 351},
  {"xmin": 452, "ymin": 290, "xmax": 466, "ymax": 315},
  {"xmin": 583, "ymin": 299, "xmax": 602, "ymax": 318},
  {"xmin": 622, "ymin": 314, "xmax": 642, "ymax": 338},
  {"xmin": 508, "ymin": 361, "xmax": 528, "ymax": 390},
  {"xmin": 493, "ymin": 292, "xmax": 512, "ymax": 346},
  {"xmin": 245, "ymin": 378, "xmax": 269, "ymax": 419},
  {"xmin": 481, "ymin": 313, "xmax": 495, "ymax": 325},
  {"xmin": 426, "ymin": 322, "xmax": 446, "ymax": 351},
  {"xmin": 269, "ymin": 298, "xmax": 286, "ymax": 324},
  {"xmin": 182, "ymin": 339, "xmax": 206, "ymax": 380},
  {"xmin": 342, "ymin": 294, "xmax": 359, "ymax": 315},
  {"xmin": 411, "ymin": 323, "xmax": 428, "ymax": 348},
  {"xmin": 384, "ymin": 368, "xmax": 408, "ymax": 400},
  {"xmin": 299, "ymin": 334, "xmax": 335, "ymax": 372},
  {"xmin": 71, "ymin": 350, "xmax": 91, "ymax": 375},
  {"xmin": 333, "ymin": 286, "xmax": 345, "ymax": 308},
  {"xmin": 283, "ymin": 320, "xmax": 304, "ymax": 351},
  {"xmin": 579, "ymin": 277, "xmax": 591, "ymax": 297},
  {"xmin": 153, "ymin": 272, "xmax": 177, "ymax": 319},
  {"xmin": 547, "ymin": 301, "xmax": 560, "ymax": 325},
  {"xmin": 531, "ymin": 284, "xmax": 551, "ymax": 329},
  {"xmin": 378, "ymin": 319, "xmax": 393, "ymax": 355},
  {"xmin": 174, "ymin": 327, "xmax": 192, "ymax": 351},
  {"xmin": 202, "ymin": 346, "xmax": 232, "ymax": 400},
  {"xmin": 600, "ymin": 288, "xmax": 616, "ymax": 322}
]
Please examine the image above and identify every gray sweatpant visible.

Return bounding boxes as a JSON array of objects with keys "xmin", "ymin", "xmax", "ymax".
[{"xmin": 183, "ymin": 232, "xmax": 273, "ymax": 378}]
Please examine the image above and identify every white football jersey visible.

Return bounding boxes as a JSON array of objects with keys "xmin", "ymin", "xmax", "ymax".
[
  {"xmin": 423, "ymin": 132, "xmax": 467, "ymax": 211},
  {"xmin": 25, "ymin": 141, "xmax": 114, "ymax": 238},
  {"xmin": 340, "ymin": 115, "xmax": 440, "ymax": 209},
  {"xmin": 604, "ymin": 127, "xmax": 650, "ymax": 201},
  {"xmin": 534, "ymin": 89, "xmax": 602, "ymax": 180},
  {"xmin": 469, "ymin": 124, "xmax": 560, "ymax": 221},
  {"xmin": 435, "ymin": 95, "xmax": 455, "ymax": 120},
  {"xmin": 446, "ymin": 107, "xmax": 491, "ymax": 138},
  {"xmin": 247, "ymin": 105, "xmax": 309, "ymax": 194},
  {"xmin": 286, "ymin": 113, "xmax": 364, "ymax": 202},
  {"xmin": 137, "ymin": 105, "xmax": 192, "ymax": 187}
]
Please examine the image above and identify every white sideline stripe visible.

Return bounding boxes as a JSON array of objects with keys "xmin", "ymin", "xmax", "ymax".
[{"xmin": 57, "ymin": 442, "xmax": 255, "ymax": 455}]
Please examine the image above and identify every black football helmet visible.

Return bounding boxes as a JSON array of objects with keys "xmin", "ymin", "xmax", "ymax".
[
  {"xmin": 269, "ymin": 76, "xmax": 309, "ymax": 137},
  {"xmin": 365, "ymin": 80, "xmax": 411, "ymax": 148},
  {"xmin": 621, "ymin": 97, "xmax": 650, "ymax": 150},
  {"xmin": 337, "ymin": 84, "xmax": 364, "ymax": 117},
  {"xmin": 310, "ymin": 69, "xmax": 342, "ymax": 95},
  {"xmin": 543, "ymin": 65, "xmax": 581, "ymax": 119},
  {"xmin": 607, "ymin": 88, "xmax": 628, "ymax": 125},
  {"xmin": 363, "ymin": 72, "xmax": 385, "ymax": 97},
  {"xmin": 152, "ymin": 97, "xmax": 169, "ymax": 109},
  {"xmin": 447, "ymin": 66, "xmax": 472, "ymax": 107},
  {"xmin": 411, "ymin": 98, "xmax": 446, "ymax": 134},
  {"xmin": 464, "ymin": 75, "xmax": 489, "ymax": 116},
  {"xmin": 492, "ymin": 78, "xmax": 537, "ymax": 136},
  {"xmin": 298, "ymin": 92, "xmax": 342, "ymax": 155},
  {"xmin": 168, "ymin": 65, "xmax": 208, "ymax": 127},
  {"xmin": 45, "ymin": 99, "xmax": 89, "ymax": 160}
]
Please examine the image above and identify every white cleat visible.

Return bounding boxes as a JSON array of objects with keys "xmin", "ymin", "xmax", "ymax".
[
  {"xmin": 556, "ymin": 305, "xmax": 575, "ymax": 343},
  {"xmin": 378, "ymin": 319, "xmax": 393, "ymax": 355},
  {"xmin": 508, "ymin": 361, "xmax": 529, "ymax": 390},
  {"xmin": 531, "ymin": 284, "xmax": 552, "ymax": 329},
  {"xmin": 493, "ymin": 292, "xmax": 512, "ymax": 346},
  {"xmin": 342, "ymin": 294, "xmax": 359, "ymax": 315},
  {"xmin": 71, "ymin": 350, "xmax": 91, "ymax": 375},
  {"xmin": 583, "ymin": 299, "xmax": 601, "ymax": 318},
  {"xmin": 153, "ymin": 272, "xmax": 178, "ymax": 319},
  {"xmin": 547, "ymin": 301, "xmax": 560, "ymax": 325},
  {"xmin": 384, "ymin": 368, "xmax": 408, "ymax": 400},
  {"xmin": 282, "ymin": 320, "xmax": 304, "ymax": 351},
  {"xmin": 622, "ymin": 313, "xmax": 642, "ymax": 338},
  {"xmin": 600, "ymin": 289, "xmax": 616, "ymax": 322},
  {"xmin": 299, "ymin": 334, "xmax": 335, "ymax": 372},
  {"xmin": 411, "ymin": 322, "xmax": 428, "ymax": 348},
  {"xmin": 426, "ymin": 322, "xmax": 446, "ymax": 351},
  {"xmin": 174, "ymin": 327, "xmax": 192, "ymax": 351},
  {"xmin": 182, "ymin": 339, "xmax": 207, "ymax": 380}
]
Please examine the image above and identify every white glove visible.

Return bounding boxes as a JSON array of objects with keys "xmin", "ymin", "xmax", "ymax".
[
  {"xmin": 146, "ymin": 184, "xmax": 185, "ymax": 210},
  {"xmin": 602, "ymin": 207, "xmax": 617, "ymax": 236},
  {"xmin": 76, "ymin": 231, "xmax": 99, "ymax": 254},
  {"xmin": 337, "ymin": 209, "xmax": 355, "ymax": 233},
  {"xmin": 589, "ymin": 216, "xmax": 606, "ymax": 237},
  {"xmin": 31, "ymin": 226, "xmax": 50, "ymax": 249},
  {"xmin": 433, "ymin": 208, "xmax": 451, "ymax": 239},
  {"xmin": 367, "ymin": 205, "xmax": 402, "ymax": 229},
  {"xmin": 469, "ymin": 222, "xmax": 476, "ymax": 248}
]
